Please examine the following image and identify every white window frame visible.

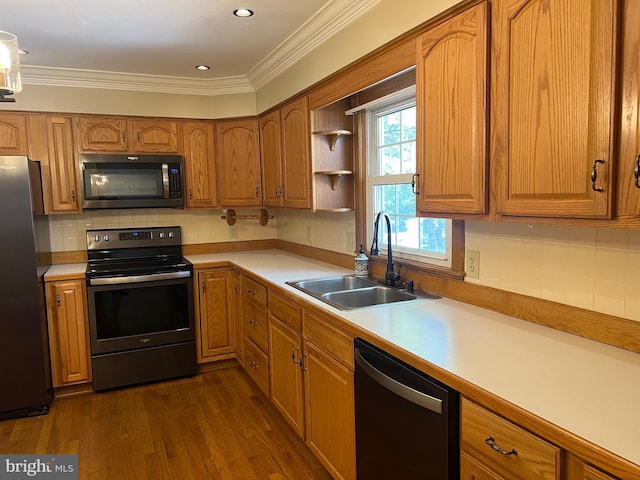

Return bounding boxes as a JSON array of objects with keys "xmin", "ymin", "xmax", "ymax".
[{"xmin": 365, "ymin": 94, "xmax": 452, "ymax": 268}]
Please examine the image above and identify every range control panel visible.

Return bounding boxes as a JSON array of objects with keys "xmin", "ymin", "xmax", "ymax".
[{"xmin": 86, "ymin": 226, "xmax": 182, "ymax": 250}]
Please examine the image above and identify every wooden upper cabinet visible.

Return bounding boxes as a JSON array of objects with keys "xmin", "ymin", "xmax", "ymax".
[
  {"xmin": 46, "ymin": 116, "xmax": 80, "ymax": 213},
  {"xmin": 132, "ymin": 119, "xmax": 178, "ymax": 153},
  {"xmin": 183, "ymin": 121, "xmax": 218, "ymax": 209},
  {"xmin": 615, "ymin": 0, "xmax": 640, "ymax": 223},
  {"xmin": 281, "ymin": 96, "xmax": 311, "ymax": 209},
  {"xmin": 494, "ymin": 0, "xmax": 617, "ymax": 219},
  {"xmin": 416, "ymin": 1, "xmax": 489, "ymax": 215},
  {"xmin": 260, "ymin": 109, "xmax": 284, "ymax": 207},
  {"xmin": 76, "ymin": 116, "xmax": 178, "ymax": 153},
  {"xmin": 77, "ymin": 116, "xmax": 128, "ymax": 152},
  {"xmin": 216, "ymin": 118, "xmax": 262, "ymax": 207},
  {"xmin": 0, "ymin": 113, "xmax": 29, "ymax": 155}
]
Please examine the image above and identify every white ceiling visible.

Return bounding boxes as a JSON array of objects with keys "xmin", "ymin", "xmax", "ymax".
[{"xmin": 3, "ymin": 0, "xmax": 378, "ymax": 92}]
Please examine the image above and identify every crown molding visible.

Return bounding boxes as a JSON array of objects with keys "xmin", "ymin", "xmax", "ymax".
[
  {"xmin": 248, "ymin": 0, "xmax": 381, "ymax": 89},
  {"xmin": 20, "ymin": 0, "xmax": 381, "ymax": 97},
  {"xmin": 21, "ymin": 65, "xmax": 254, "ymax": 96}
]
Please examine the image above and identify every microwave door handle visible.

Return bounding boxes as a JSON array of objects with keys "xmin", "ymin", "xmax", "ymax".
[{"xmin": 162, "ymin": 164, "xmax": 170, "ymax": 198}]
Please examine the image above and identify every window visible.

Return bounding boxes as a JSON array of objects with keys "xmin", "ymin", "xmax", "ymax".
[{"xmin": 366, "ymin": 94, "xmax": 452, "ymax": 267}]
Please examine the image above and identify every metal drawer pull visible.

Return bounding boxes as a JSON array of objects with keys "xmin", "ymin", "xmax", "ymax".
[
  {"xmin": 248, "ymin": 319, "xmax": 258, "ymax": 326},
  {"xmin": 247, "ymin": 289, "xmax": 256, "ymax": 295},
  {"xmin": 485, "ymin": 436, "xmax": 517, "ymax": 456},
  {"xmin": 250, "ymin": 361, "xmax": 258, "ymax": 369},
  {"xmin": 591, "ymin": 159, "xmax": 605, "ymax": 192}
]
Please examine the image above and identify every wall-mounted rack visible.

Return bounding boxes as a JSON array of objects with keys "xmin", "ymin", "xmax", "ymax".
[{"xmin": 221, "ymin": 208, "xmax": 273, "ymax": 226}]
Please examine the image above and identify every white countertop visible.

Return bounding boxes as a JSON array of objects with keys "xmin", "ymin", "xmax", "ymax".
[
  {"xmin": 46, "ymin": 251, "xmax": 640, "ymax": 467},
  {"xmin": 186, "ymin": 250, "xmax": 640, "ymax": 468}
]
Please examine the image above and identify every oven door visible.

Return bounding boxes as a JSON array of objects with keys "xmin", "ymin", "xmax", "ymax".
[{"xmin": 87, "ymin": 275, "xmax": 194, "ymax": 355}]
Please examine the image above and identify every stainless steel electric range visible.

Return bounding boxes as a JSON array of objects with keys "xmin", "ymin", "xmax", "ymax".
[{"xmin": 85, "ymin": 226, "xmax": 196, "ymax": 391}]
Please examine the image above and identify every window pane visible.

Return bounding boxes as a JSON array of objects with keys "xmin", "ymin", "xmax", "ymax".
[
  {"xmin": 379, "ymin": 145, "xmax": 401, "ymax": 174},
  {"xmin": 396, "ymin": 183, "xmax": 415, "ymax": 215},
  {"xmin": 401, "ymin": 106, "xmax": 416, "ymax": 142},
  {"xmin": 420, "ymin": 218, "xmax": 447, "ymax": 254},
  {"xmin": 401, "ymin": 143, "xmax": 416, "ymax": 174},
  {"xmin": 380, "ymin": 111, "xmax": 401, "ymax": 145}
]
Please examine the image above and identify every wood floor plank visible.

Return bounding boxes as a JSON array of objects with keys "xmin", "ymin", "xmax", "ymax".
[{"xmin": 0, "ymin": 364, "xmax": 332, "ymax": 480}]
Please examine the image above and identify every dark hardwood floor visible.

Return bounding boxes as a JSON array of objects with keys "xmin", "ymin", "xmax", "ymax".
[{"xmin": 0, "ymin": 364, "xmax": 333, "ymax": 479}]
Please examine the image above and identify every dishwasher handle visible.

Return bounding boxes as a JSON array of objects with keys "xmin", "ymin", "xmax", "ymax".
[{"xmin": 355, "ymin": 348, "xmax": 443, "ymax": 414}]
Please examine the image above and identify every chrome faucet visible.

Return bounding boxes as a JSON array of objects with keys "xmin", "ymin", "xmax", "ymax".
[{"xmin": 371, "ymin": 211, "xmax": 400, "ymax": 287}]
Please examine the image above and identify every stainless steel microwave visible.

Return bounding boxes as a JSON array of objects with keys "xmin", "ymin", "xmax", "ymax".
[{"xmin": 79, "ymin": 154, "xmax": 184, "ymax": 209}]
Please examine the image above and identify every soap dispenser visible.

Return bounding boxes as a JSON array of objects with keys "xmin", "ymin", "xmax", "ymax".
[{"xmin": 354, "ymin": 245, "xmax": 369, "ymax": 276}]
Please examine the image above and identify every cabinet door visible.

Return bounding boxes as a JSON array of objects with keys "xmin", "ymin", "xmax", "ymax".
[
  {"xmin": 46, "ymin": 116, "xmax": 80, "ymax": 213},
  {"xmin": 269, "ymin": 317, "xmax": 304, "ymax": 437},
  {"xmin": 216, "ymin": 118, "xmax": 262, "ymax": 206},
  {"xmin": 615, "ymin": 0, "xmax": 640, "ymax": 223},
  {"xmin": 197, "ymin": 270, "xmax": 234, "ymax": 361},
  {"xmin": 231, "ymin": 271, "xmax": 243, "ymax": 365},
  {"xmin": 46, "ymin": 280, "xmax": 91, "ymax": 387},
  {"xmin": 76, "ymin": 116, "xmax": 128, "ymax": 152},
  {"xmin": 494, "ymin": 0, "xmax": 617, "ymax": 218},
  {"xmin": 0, "ymin": 113, "xmax": 29, "ymax": 155},
  {"xmin": 183, "ymin": 121, "xmax": 218, "ymax": 209},
  {"xmin": 460, "ymin": 452, "xmax": 506, "ymax": 480},
  {"xmin": 260, "ymin": 110, "xmax": 284, "ymax": 207},
  {"xmin": 132, "ymin": 119, "xmax": 178, "ymax": 153},
  {"xmin": 416, "ymin": 1, "xmax": 488, "ymax": 214},
  {"xmin": 281, "ymin": 96, "xmax": 311, "ymax": 208},
  {"xmin": 304, "ymin": 341, "xmax": 355, "ymax": 480}
]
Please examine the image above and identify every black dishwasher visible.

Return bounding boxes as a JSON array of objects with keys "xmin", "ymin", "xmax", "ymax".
[{"xmin": 354, "ymin": 338, "xmax": 459, "ymax": 479}]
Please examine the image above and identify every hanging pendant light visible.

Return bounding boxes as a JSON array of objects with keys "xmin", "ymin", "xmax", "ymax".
[{"xmin": 0, "ymin": 31, "xmax": 22, "ymax": 102}]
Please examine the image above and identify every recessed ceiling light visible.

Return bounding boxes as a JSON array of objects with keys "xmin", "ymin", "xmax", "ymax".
[
  {"xmin": 195, "ymin": 65, "xmax": 210, "ymax": 71},
  {"xmin": 233, "ymin": 8, "xmax": 254, "ymax": 17}
]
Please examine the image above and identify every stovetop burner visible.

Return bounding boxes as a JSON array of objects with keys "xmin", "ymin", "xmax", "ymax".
[{"xmin": 86, "ymin": 226, "xmax": 190, "ymax": 281}]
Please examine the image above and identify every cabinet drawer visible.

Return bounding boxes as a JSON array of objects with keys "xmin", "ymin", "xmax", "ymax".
[
  {"xmin": 242, "ymin": 276, "xmax": 268, "ymax": 308},
  {"xmin": 269, "ymin": 292, "xmax": 302, "ymax": 332},
  {"xmin": 244, "ymin": 337, "xmax": 270, "ymax": 397},
  {"xmin": 304, "ymin": 310, "xmax": 353, "ymax": 369},
  {"xmin": 461, "ymin": 399, "xmax": 561, "ymax": 480},
  {"xmin": 243, "ymin": 298, "xmax": 269, "ymax": 352}
]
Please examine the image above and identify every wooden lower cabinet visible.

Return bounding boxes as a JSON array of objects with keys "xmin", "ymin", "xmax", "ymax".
[
  {"xmin": 269, "ymin": 316, "xmax": 304, "ymax": 437},
  {"xmin": 566, "ymin": 453, "xmax": 620, "ymax": 480},
  {"xmin": 45, "ymin": 279, "xmax": 91, "ymax": 387},
  {"xmin": 303, "ymin": 340, "xmax": 355, "ymax": 480},
  {"xmin": 195, "ymin": 268, "xmax": 236, "ymax": 362}
]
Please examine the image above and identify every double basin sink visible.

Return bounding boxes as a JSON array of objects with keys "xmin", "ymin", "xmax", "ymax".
[{"xmin": 287, "ymin": 275, "xmax": 440, "ymax": 310}]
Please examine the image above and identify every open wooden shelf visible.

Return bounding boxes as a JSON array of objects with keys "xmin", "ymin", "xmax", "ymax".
[
  {"xmin": 314, "ymin": 170, "xmax": 353, "ymax": 190},
  {"xmin": 312, "ymin": 129, "xmax": 352, "ymax": 151}
]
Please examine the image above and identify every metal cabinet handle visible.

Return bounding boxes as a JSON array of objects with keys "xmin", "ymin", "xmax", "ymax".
[
  {"xmin": 355, "ymin": 348, "xmax": 443, "ymax": 414},
  {"xmin": 56, "ymin": 294, "xmax": 61, "ymax": 307},
  {"xmin": 255, "ymin": 185, "xmax": 260, "ymax": 198},
  {"xmin": 591, "ymin": 159, "xmax": 605, "ymax": 192},
  {"xmin": 247, "ymin": 289, "xmax": 256, "ymax": 296},
  {"xmin": 298, "ymin": 353, "xmax": 308, "ymax": 372},
  {"xmin": 291, "ymin": 347, "xmax": 300, "ymax": 365},
  {"xmin": 485, "ymin": 436, "xmax": 517, "ymax": 456},
  {"xmin": 136, "ymin": 131, "xmax": 141, "ymax": 143},
  {"xmin": 201, "ymin": 281, "xmax": 206, "ymax": 293},
  {"xmin": 250, "ymin": 361, "xmax": 258, "ymax": 369},
  {"xmin": 411, "ymin": 173, "xmax": 420, "ymax": 195},
  {"xmin": 248, "ymin": 319, "xmax": 258, "ymax": 326},
  {"xmin": 71, "ymin": 190, "xmax": 76, "ymax": 202},
  {"xmin": 634, "ymin": 155, "xmax": 640, "ymax": 189},
  {"xmin": 122, "ymin": 131, "xmax": 126, "ymax": 142},
  {"xmin": 189, "ymin": 188, "xmax": 193, "ymax": 200}
]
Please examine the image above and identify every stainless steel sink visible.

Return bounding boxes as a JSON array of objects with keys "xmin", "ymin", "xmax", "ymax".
[
  {"xmin": 287, "ymin": 275, "xmax": 440, "ymax": 310},
  {"xmin": 322, "ymin": 286, "xmax": 417, "ymax": 309},
  {"xmin": 291, "ymin": 276, "xmax": 377, "ymax": 294}
]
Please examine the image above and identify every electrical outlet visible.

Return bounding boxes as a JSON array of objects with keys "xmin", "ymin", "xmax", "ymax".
[{"xmin": 466, "ymin": 250, "xmax": 480, "ymax": 279}]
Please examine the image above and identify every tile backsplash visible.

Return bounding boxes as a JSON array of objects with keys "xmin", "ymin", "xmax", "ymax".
[
  {"xmin": 48, "ymin": 208, "xmax": 277, "ymax": 251},
  {"xmin": 465, "ymin": 221, "xmax": 640, "ymax": 322}
]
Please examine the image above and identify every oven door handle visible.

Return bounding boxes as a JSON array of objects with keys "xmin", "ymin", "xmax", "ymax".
[{"xmin": 89, "ymin": 271, "xmax": 192, "ymax": 286}]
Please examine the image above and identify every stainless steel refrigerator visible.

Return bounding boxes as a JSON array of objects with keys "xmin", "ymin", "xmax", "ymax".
[{"xmin": 0, "ymin": 156, "xmax": 53, "ymax": 419}]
